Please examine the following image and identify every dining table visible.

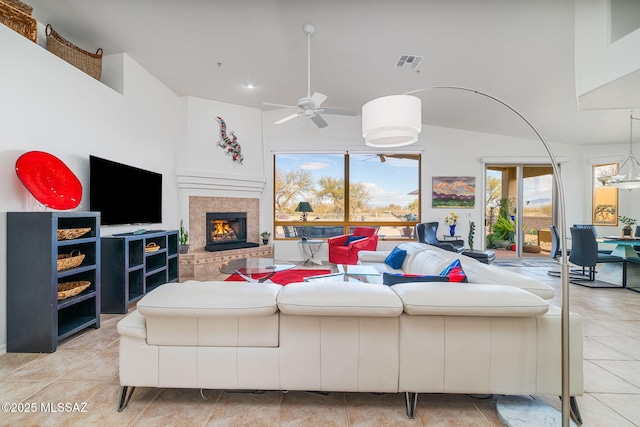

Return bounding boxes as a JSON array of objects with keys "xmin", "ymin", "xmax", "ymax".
[
  {"xmin": 597, "ymin": 236, "xmax": 640, "ymax": 292},
  {"xmin": 600, "ymin": 236, "xmax": 640, "ymax": 259}
]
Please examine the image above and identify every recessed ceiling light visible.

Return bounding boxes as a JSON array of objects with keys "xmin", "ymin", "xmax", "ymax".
[{"xmin": 246, "ymin": 83, "xmax": 255, "ymax": 89}]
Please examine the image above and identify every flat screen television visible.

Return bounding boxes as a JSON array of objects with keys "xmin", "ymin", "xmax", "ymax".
[{"xmin": 89, "ymin": 155, "xmax": 162, "ymax": 226}]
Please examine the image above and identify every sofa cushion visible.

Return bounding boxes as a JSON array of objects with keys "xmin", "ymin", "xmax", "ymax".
[
  {"xmin": 461, "ymin": 261, "xmax": 555, "ymax": 300},
  {"xmin": 277, "ymin": 281, "xmax": 403, "ymax": 317},
  {"xmin": 392, "ymin": 282, "xmax": 549, "ymax": 317},
  {"xmin": 385, "ymin": 246, "xmax": 407, "ymax": 269},
  {"xmin": 404, "ymin": 249, "xmax": 464, "ymax": 275},
  {"xmin": 382, "ymin": 273, "xmax": 449, "ymax": 286},
  {"xmin": 439, "ymin": 259, "xmax": 468, "ymax": 282},
  {"xmin": 117, "ymin": 310, "xmax": 147, "ymax": 339},
  {"xmin": 137, "ymin": 280, "xmax": 281, "ymax": 317}
]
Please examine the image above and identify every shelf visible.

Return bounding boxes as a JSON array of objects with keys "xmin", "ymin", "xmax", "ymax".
[
  {"xmin": 57, "ymin": 264, "xmax": 97, "ymax": 280},
  {"xmin": 58, "ymin": 289, "xmax": 97, "ymax": 310},
  {"xmin": 101, "ymin": 230, "xmax": 178, "ymax": 314},
  {"xmin": 7, "ymin": 211, "xmax": 101, "ymax": 353}
]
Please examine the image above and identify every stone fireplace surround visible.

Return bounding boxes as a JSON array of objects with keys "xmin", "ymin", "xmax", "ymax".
[{"xmin": 179, "ymin": 196, "xmax": 273, "ymax": 280}]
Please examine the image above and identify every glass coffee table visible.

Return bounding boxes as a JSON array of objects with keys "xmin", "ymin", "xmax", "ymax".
[
  {"xmin": 219, "ymin": 257, "xmax": 295, "ymax": 283},
  {"xmin": 304, "ymin": 264, "xmax": 381, "ymax": 283}
]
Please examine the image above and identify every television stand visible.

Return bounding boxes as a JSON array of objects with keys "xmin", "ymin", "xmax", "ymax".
[
  {"xmin": 113, "ymin": 230, "xmax": 165, "ymax": 237},
  {"xmin": 101, "ymin": 230, "xmax": 178, "ymax": 313}
]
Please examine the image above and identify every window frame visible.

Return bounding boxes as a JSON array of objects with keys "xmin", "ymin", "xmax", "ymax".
[
  {"xmin": 592, "ymin": 163, "xmax": 619, "ymax": 226},
  {"xmin": 273, "ymin": 152, "xmax": 422, "ymax": 240}
]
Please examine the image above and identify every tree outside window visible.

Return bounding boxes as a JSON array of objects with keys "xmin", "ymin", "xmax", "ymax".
[{"xmin": 274, "ymin": 153, "xmax": 420, "ymax": 239}]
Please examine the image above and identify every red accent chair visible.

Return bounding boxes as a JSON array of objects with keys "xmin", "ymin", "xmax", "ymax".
[{"xmin": 327, "ymin": 226, "xmax": 379, "ymax": 265}]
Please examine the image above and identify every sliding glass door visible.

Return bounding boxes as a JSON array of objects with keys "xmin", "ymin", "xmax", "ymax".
[{"xmin": 485, "ymin": 164, "xmax": 554, "ymax": 258}]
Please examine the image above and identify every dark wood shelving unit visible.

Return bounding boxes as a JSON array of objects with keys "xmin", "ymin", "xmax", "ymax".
[
  {"xmin": 100, "ymin": 230, "xmax": 178, "ymax": 314},
  {"xmin": 7, "ymin": 212, "xmax": 101, "ymax": 353}
]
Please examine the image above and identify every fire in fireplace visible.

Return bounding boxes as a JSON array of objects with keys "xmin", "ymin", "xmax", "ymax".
[
  {"xmin": 205, "ymin": 212, "xmax": 258, "ymax": 252},
  {"xmin": 210, "ymin": 220, "xmax": 238, "ymax": 242}
]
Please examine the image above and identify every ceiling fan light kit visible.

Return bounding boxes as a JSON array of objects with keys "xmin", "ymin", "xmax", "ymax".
[{"xmin": 265, "ymin": 24, "xmax": 357, "ymax": 128}]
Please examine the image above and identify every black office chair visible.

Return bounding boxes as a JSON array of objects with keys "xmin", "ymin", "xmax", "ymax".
[
  {"xmin": 416, "ymin": 222, "xmax": 464, "ymax": 253},
  {"xmin": 568, "ymin": 226, "xmax": 624, "ymax": 287}
]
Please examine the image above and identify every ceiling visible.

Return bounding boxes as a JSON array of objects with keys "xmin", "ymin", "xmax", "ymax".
[{"xmin": 25, "ymin": 0, "xmax": 638, "ymax": 146}]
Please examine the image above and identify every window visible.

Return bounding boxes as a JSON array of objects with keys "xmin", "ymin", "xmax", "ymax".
[
  {"xmin": 274, "ymin": 153, "xmax": 421, "ymax": 239},
  {"xmin": 592, "ymin": 163, "xmax": 619, "ymax": 226}
]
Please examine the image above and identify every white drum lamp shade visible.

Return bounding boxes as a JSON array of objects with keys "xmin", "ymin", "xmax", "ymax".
[{"xmin": 362, "ymin": 95, "xmax": 422, "ymax": 147}]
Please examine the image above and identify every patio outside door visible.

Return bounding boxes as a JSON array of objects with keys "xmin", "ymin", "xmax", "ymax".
[{"xmin": 485, "ymin": 164, "xmax": 555, "ymax": 259}]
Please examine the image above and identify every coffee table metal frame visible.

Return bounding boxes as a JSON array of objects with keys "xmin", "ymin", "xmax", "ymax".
[
  {"xmin": 219, "ymin": 257, "xmax": 295, "ymax": 283},
  {"xmin": 304, "ymin": 264, "xmax": 381, "ymax": 283}
]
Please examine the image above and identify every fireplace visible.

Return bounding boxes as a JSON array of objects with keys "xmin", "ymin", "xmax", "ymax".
[{"xmin": 205, "ymin": 212, "xmax": 259, "ymax": 252}]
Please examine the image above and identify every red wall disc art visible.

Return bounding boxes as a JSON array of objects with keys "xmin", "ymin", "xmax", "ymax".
[{"xmin": 15, "ymin": 151, "xmax": 82, "ymax": 210}]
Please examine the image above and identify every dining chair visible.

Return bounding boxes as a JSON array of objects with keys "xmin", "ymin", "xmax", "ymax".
[
  {"xmin": 568, "ymin": 226, "xmax": 624, "ymax": 287},
  {"xmin": 547, "ymin": 224, "xmax": 586, "ymax": 279},
  {"xmin": 573, "ymin": 224, "xmax": 612, "ymax": 254}
]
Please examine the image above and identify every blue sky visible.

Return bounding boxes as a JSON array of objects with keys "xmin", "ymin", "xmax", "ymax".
[
  {"xmin": 277, "ymin": 154, "xmax": 419, "ymax": 208},
  {"xmin": 487, "ymin": 169, "xmax": 552, "ymax": 205}
]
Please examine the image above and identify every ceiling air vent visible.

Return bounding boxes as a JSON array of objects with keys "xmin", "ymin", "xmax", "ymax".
[{"xmin": 395, "ymin": 55, "xmax": 423, "ymax": 70}]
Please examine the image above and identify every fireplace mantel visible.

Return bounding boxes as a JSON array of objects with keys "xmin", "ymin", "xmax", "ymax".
[{"xmin": 177, "ymin": 169, "xmax": 265, "ymax": 193}]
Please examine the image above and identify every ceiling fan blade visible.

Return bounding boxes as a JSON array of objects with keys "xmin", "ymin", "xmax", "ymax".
[
  {"xmin": 321, "ymin": 107, "xmax": 358, "ymax": 116},
  {"xmin": 263, "ymin": 101, "xmax": 297, "ymax": 109},
  {"xmin": 311, "ymin": 113, "xmax": 328, "ymax": 128},
  {"xmin": 274, "ymin": 112, "xmax": 302, "ymax": 125},
  {"xmin": 310, "ymin": 92, "xmax": 328, "ymax": 108}
]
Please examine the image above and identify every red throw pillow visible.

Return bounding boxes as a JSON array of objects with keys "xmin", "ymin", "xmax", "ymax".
[{"xmin": 439, "ymin": 259, "xmax": 468, "ymax": 283}]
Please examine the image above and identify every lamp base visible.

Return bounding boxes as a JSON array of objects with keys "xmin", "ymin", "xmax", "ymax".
[{"xmin": 496, "ymin": 396, "xmax": 576, "ymax": 427}]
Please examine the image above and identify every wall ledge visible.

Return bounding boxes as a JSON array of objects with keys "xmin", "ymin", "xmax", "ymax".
[{"xmin": 177, "ymin": 169, "xmax": 266, "ymax": 192}]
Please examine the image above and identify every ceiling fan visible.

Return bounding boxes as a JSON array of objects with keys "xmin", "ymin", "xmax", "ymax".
[{"xmin": 263, "ymin": 24, "xmax": 357, "ymax": 128}]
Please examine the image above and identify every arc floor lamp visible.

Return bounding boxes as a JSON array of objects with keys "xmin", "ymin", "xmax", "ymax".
[{"xmin": 362, "ymin": 86, "xmax": 571, "ymax": 427}]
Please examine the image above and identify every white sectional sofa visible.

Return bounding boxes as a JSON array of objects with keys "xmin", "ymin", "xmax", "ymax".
[
  {"xmin": 357, "ymin": 242, "xmax": 556, "ymax": 299},
  {"xmin": 117, "ymin": 246, "xmax": 584, "ymax": 420}
]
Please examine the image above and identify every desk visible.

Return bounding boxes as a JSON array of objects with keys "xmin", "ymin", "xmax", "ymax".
[{"xmin": 600, "ymin": 236, "xmax": 640, "ymax": 259}]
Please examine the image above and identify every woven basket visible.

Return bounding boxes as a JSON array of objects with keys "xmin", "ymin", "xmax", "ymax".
[
  {"xmin": 57, "ymin": 280, "xmax": 90, "ymax": 300},
  {"xmin": 57, "ymin": 249, "xmax": 85, "ymax": 271},
  {"xmin": 145, "ymin": 242, "xmax": 160, "ymax": 253},
  {"xmin": 0, "ymin": 1, "xmax": 37, "ymax": 42},
  {"xmin": 2, "ymin": 0, "xmax": 31, "ymax": 15},
  {"xmin": 45, "ymin": 24, "xmax": 103, "ymax": 80},
  {"xmin": 57, "ymin": 227, "xmax": 91, "ymax": 240}
]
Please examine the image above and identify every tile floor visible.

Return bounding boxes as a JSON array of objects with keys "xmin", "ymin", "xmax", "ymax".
[{"xmin": 1, "ymin": 261, "xmax": 640, "ymax": 426}]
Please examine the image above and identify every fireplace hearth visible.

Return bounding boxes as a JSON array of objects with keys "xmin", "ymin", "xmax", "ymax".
[{"xmin": 205, "ymin": 212, "xmax": 259, "ymax": 252}]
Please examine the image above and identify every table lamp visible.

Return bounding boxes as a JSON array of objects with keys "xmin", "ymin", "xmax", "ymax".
[{"xmin": 295, "ymin": 201, "xmax": 313, "ymax": 221}]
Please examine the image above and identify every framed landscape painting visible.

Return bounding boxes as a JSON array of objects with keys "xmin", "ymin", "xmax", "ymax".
[{"xmin": 432, "ymin": 176, "xmax": 475, "ymax": 208}]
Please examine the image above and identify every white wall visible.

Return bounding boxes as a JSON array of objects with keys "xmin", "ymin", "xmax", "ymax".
[
  {"xmin": 0, "ymin": 25, "xmax": 181, "ymax": 353},
  {"xmin": 575, "ymin": 0, "xmax": 640, "ymax": 109},
  {"xmin": 176, "ymin": 96, "xmax": 266, "ymax": 234}
]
